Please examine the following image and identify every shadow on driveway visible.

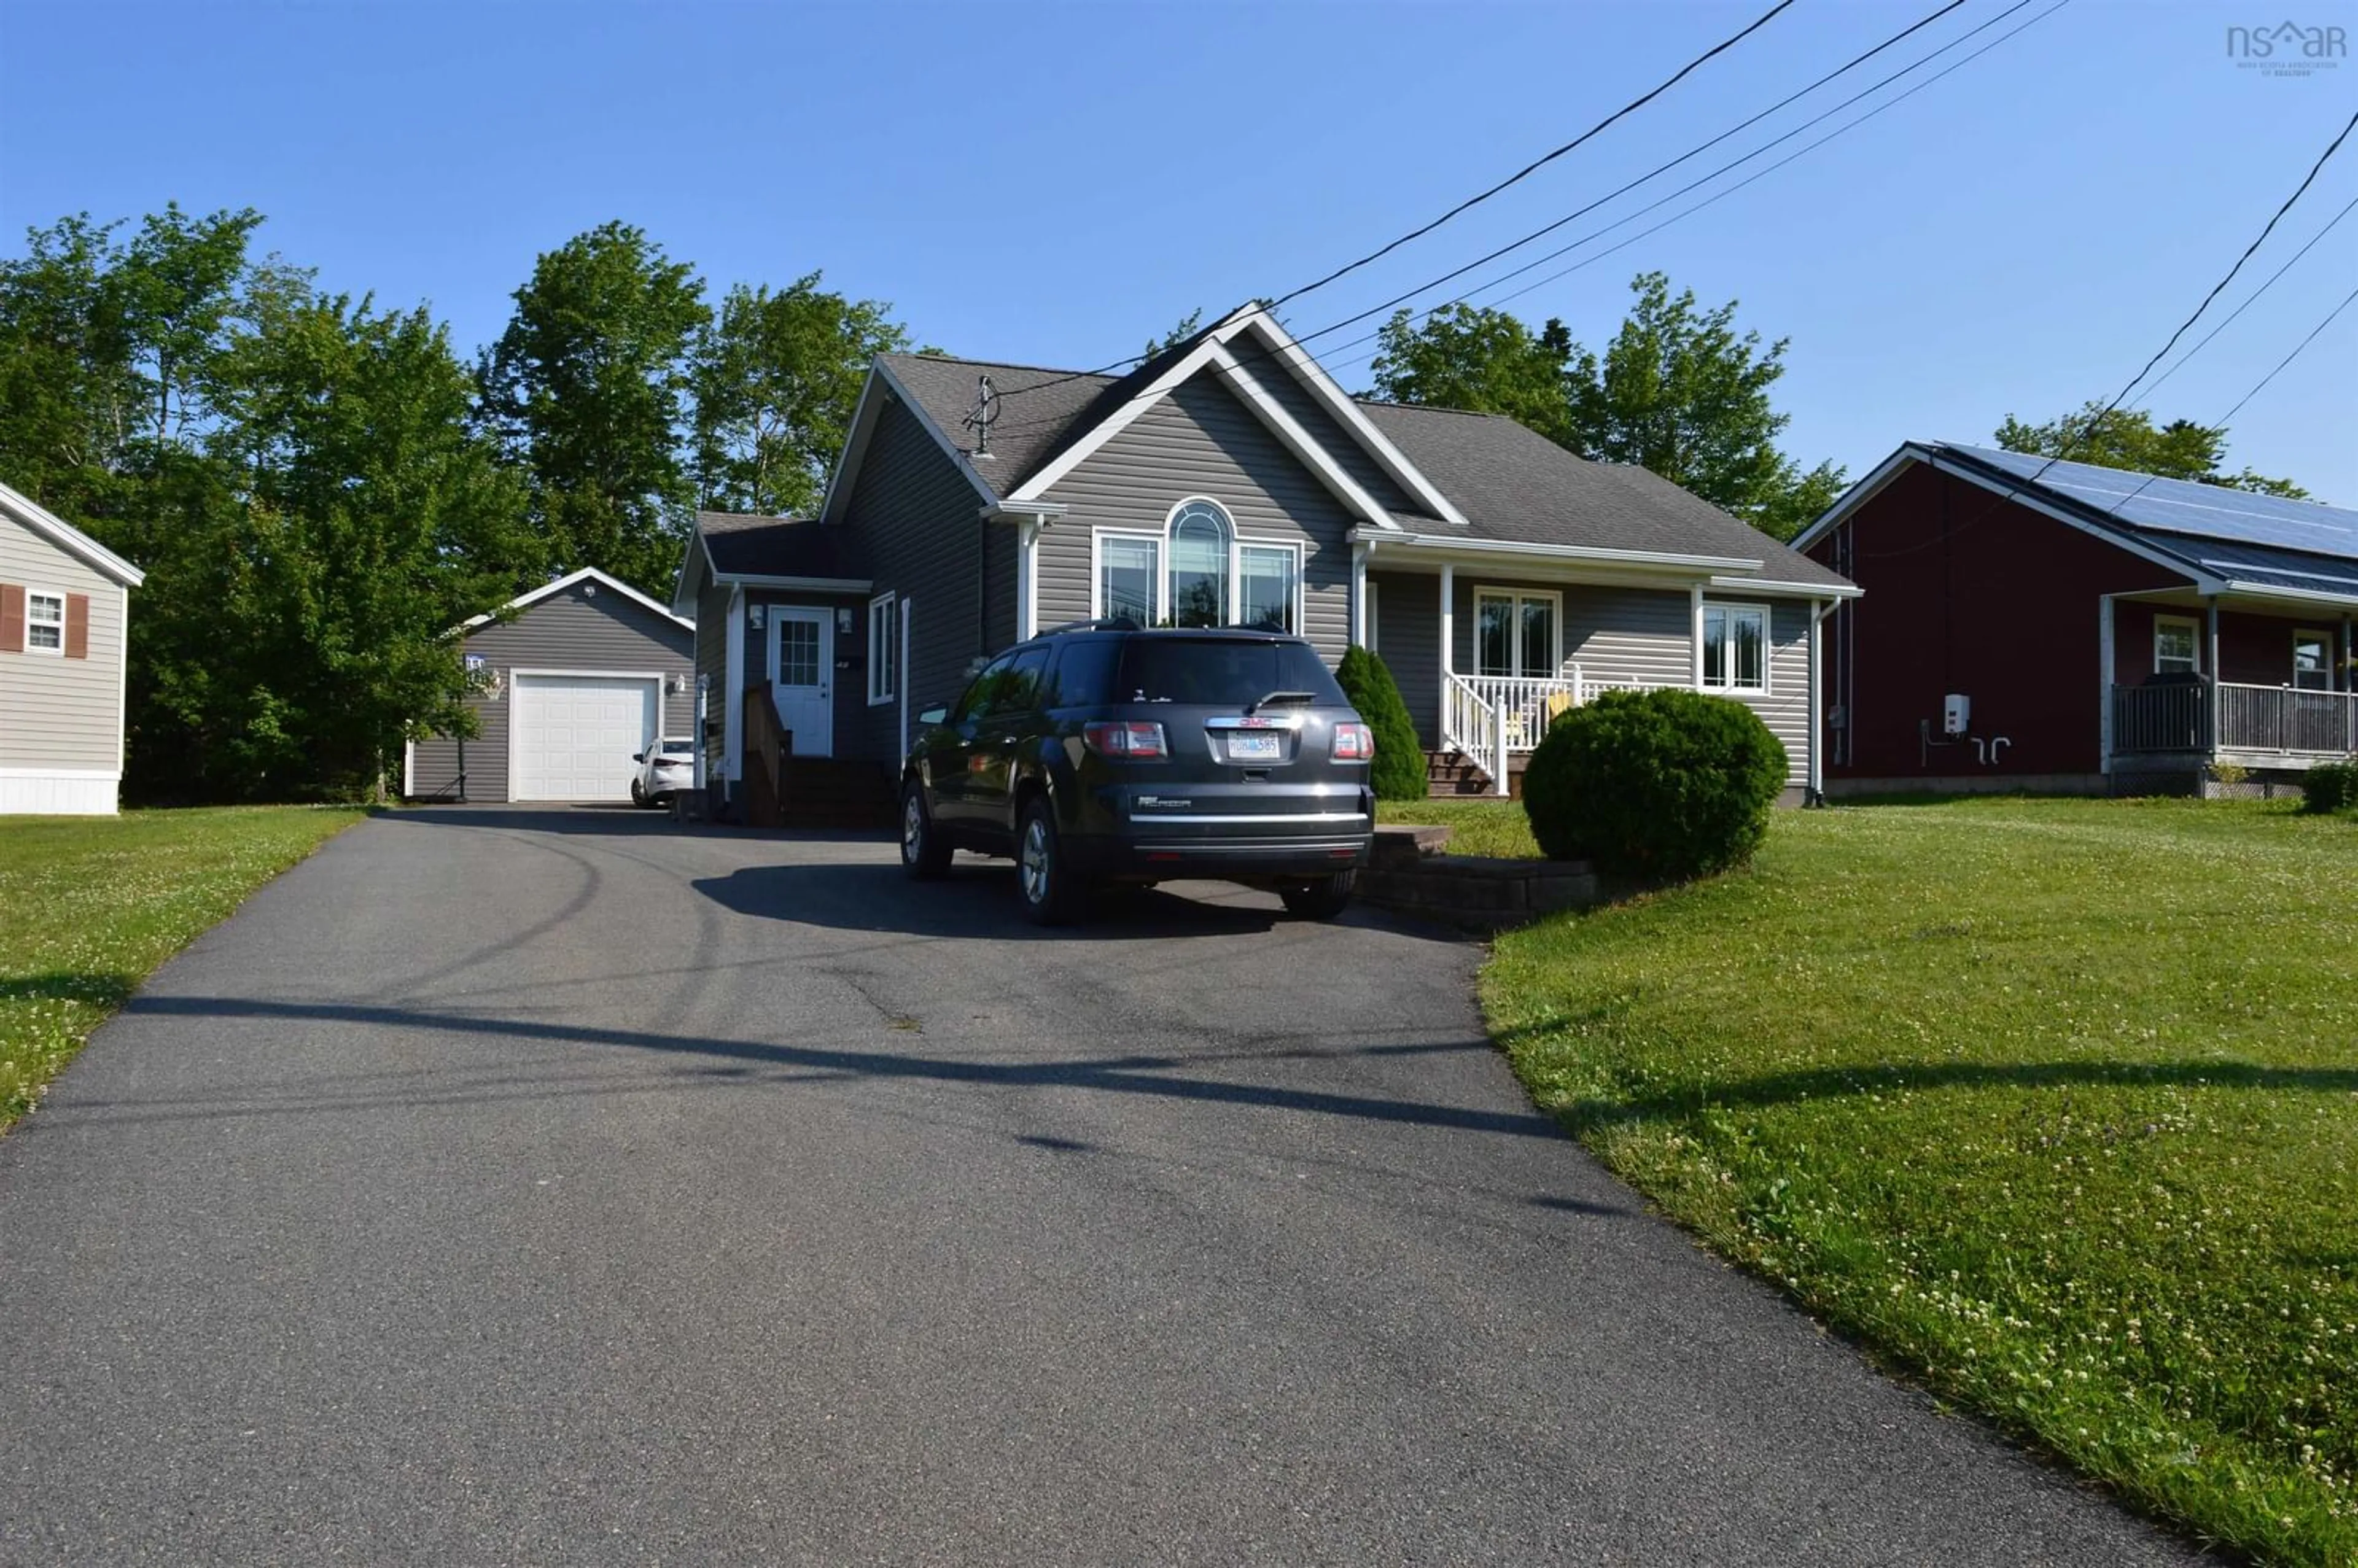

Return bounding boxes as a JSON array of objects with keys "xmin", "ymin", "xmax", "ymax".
[{"xmin": 691, "ymin": 858, "xmax": 1307, "ymax": 941}]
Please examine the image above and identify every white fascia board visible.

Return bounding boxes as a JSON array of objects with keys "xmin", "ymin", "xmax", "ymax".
[
  {"xmin": 827, "ymin": 360, "xmax": 1001, "ymax": 524},
  {"xmin": 979, "ymin": 501, "xmax": 1068, "ymax": 522},
  {"xmin": 671, "ymin": 532, "xmax": 714, "ymax": 617},
  {"xmin": 1232, "ymin": 311, "xmax": 1471, "ymax": 529},
  {"xmin": 1006, "ymin": 333, "xmax": 1243, "ymax": 502},
  {"xmin": 1353, "ymin": 527, "xmax": 1759, "ymax": 573},
  {"xmin": 1789, "ymin": 444, "xmax": 1927, "ymax": 551},
  {"xmin": 712, "ymin": 573, "xmax": 875, "ymax": 594},
  {"xmin": 1707, "ymin": 573, "xmax": 1863, "ymax": 600},
  {"xmin": 1800, "ymin": 444, "xmax": 2223, "ymax": 594},
  {"xmin": 459, "ymin": 565, "xmax": 695, "ymax": 634},
  {"xmin": 0, "ymin": 478, "xmax": 146, "ymax": 588},
  {"xmin": 2218, "ymin": 580, "xmax": 2358, "ymax": 611},
  {"xmin": 1205, "ymin": 346, "xmax": 1395, "ymax": 527}
]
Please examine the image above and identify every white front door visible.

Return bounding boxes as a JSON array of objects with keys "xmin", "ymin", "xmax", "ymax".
[{"xmin": 766, "ymin": 608, "xmax": 833, "ymax": 757}]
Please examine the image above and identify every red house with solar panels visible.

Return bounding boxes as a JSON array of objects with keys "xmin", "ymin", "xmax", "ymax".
[{"xmin": 1794, "ymin": 442, "xmax": 2357, "ymax": 796}]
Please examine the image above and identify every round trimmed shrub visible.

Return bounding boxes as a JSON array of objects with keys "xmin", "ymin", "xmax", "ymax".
[
  {"xmin": 1519, "ymin": 688, "xmax": 1788, "ymax": 878},
  {"xmin": 2301, "ymin": 759, "xmax": 2356, "ymax": 815},
  {"xmin": 1336, "ymin": 645, "xmax": 1430, "ymax": 803}
]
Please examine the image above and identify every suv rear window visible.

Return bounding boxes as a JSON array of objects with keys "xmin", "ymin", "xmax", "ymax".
[{"xmin": 1115, "ymin": 637, "xmax": 1348, "ymax": 707}]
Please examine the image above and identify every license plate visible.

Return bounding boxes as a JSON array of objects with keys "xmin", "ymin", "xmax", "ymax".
[{"xmin": 1226, "ymin": 731, "xmax": 1282, "ymax": 762}]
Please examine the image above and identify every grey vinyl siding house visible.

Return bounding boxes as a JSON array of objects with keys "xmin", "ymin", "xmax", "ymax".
[
  {"xmin": 674, "ymin": 305, "xmax": 1857, "ymax": 812},
  {"xmin": 407, "ymin": 568, "xmax": 695, "ymax": 804},
  {"xmin": 0, "ymin": 479, "xmax": 144, "ymax": 815}
]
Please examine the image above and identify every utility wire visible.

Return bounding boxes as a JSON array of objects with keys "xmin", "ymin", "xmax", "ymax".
[
  {"xmin": 989, "ymin": 0, "xmax": 1848, "ymax": 406},
  {"xmin": 990, "ymin": 0, "xmax": 2004, "ymax": 426},
  {"xmin": 1318, "ymin": 0, "xmax": 2064, "ymax": 377},
  {"xmin": 2211, "ymin": 280, "xmax": 2358, "ymax": 429},
  {"xmin": 1269, "ymin": 0, "xmax": 1802, "ymax": 309},
  {"xmin": 2136, "ymin": 190, "xmax": 2358, "ymax": 403}
]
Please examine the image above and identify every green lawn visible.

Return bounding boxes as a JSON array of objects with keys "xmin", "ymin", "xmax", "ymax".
[
  {"xmin": 1, "ymin": 807, "xmax": 360, "ymax": 1130},
  {"xmin": 1379, "ymin": 797, "xmax": 1545, "ymax": 858},
  {"xmin": 1468, "ymin": 796, "xmax": 2354, "ymax": 1565}
]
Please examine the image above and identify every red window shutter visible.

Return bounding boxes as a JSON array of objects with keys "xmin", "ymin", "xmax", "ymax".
[
  {"xmin": 0, "ymin": 583, "xmax": 22, "ymax": 654},
  {"xmin": 64, "ymin": 593, "xmax": 90, "ymax": 659}
]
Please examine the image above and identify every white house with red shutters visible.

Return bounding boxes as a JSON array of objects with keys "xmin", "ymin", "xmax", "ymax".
[{"xmin": 0, "ymin": 479, "xmax": 144, "ymax": 815}]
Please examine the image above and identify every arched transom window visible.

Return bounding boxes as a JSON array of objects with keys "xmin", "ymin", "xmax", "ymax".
[{"xmin": 1091, "ymin": 497, "xmax": 1304, "ymax": 634}]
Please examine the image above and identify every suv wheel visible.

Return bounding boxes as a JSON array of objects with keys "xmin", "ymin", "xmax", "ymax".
[
  {"xmin": 1278, "ymin": 871, "xmax": 1355, "ymax": 921},
  {"xmin": 900, "ymin": 780, "xmax": 951, "ymax": 879},
  {"xmin": 1016, "ymin": 796, "xmax": 1083, "ymax": 926}
]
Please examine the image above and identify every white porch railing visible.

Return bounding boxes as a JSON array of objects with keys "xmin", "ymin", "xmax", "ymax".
[
  {"xmin": 1443, "ymin": 673, "xmax": 1508, "ymax": 793},
  {"xmin": 1441, "ymin": 667, "xmax": 1697, "ymax": 794}
]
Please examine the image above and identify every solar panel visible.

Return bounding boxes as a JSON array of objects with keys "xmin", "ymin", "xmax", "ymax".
[{"xmin": 1947, "ymin": 444, "xmax": 2357, "ymax": 561}]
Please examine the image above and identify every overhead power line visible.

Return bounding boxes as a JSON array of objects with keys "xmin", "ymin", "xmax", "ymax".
[
  {"xmin": 2210, "ymin": 281, "xmax": 2358, "ymax": 430},
  {"xmin": 1267, "ymin": 0, "xmax": 1802, "ymax": 310},
  {"xmin": 990, "ymin": 0, "xmax": 1814, "ymax": 406},
  {"xmin": 1319, "ymin": 0, "xmax": 2065, "ymax": 378},
  {"xmin": 2136, "ymin": 190, "xmax": 2358, "ymax": 403},
  {"xmin": 990, "ymin": 0, "xmax": 2009, "ymax": 427}
]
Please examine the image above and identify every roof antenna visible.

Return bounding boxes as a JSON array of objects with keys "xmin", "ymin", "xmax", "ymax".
[{"xmin": 963, "ymin": 374, "xmax": 998, "ymax": 458}]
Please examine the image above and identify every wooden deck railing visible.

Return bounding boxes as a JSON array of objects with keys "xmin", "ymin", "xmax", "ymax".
[
  {"xmin": 2112, "ymin": 681, "xmax": 2357, "ymax": 759},
  {"xmin": 742, "ymin": 681, "xmax": 792, "ymax": 828}
]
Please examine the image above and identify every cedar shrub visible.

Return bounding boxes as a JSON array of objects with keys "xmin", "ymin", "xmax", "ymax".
[{"xmin": 1336, "ymin": 646, "xmax": 1429, "ymax": 802}]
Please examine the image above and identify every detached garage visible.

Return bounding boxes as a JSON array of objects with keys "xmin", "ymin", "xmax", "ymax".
[{"xmin": 408, "ymin": 568, "xmax": 695, "ymax": 804}]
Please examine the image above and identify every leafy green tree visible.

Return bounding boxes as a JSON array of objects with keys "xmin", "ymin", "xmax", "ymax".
[
  {"xmin": 688, "ymin": 274, "xmax": 909, "ymax": 517},
  {"xmin": 1995, "ymin": 402, "xmax": 2309, "ymax": 499},
  {"xmin": 1366, "ymin": 278, "xmax": 1843, "ymax": 540},
  {"xmin": 1563, "ymin": 272, "xmax": 1843, "ymax": 541},
  {"xmin": 1143, "ymin": 308, "xmax": 1205, "ymax": 359},
  {"xmin": 1368, "ymin": 303, "xmax": 1574, "ymax": 446},
  {"xmin": 478, "ymin": 222, "xmax": 709, "ymax": 593}
]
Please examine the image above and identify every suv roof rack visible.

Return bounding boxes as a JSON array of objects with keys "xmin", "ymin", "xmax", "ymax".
[{"xmin": 1037, "ymin": 617, "xmax": 1141, "ymax": 637}]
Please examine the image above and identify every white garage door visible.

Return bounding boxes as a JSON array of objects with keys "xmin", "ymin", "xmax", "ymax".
[{"xmin": 511, "ymin": 674, "xmax": 659, "ymax": 802}]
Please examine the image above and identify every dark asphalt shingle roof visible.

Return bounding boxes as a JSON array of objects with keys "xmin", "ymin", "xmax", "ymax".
[
  {"xmin": 870, "ymin": 346, "xmax": 1851, "ymax": 591},
  {"xmin": 1358, "ymin": 402, "xmax": 1852, "ymax": 587},
  {"xmin": 697, "ymin": 511, "xmax": 866, "ymax": 580}
]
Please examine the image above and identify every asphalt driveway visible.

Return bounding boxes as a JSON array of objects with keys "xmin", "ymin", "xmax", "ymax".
[{"xmin": 0, "ymin": 808, "xmax": 2198, "ymax": 1565}]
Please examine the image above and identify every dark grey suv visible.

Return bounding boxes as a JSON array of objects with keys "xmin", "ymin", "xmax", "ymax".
[{"xmin": 900, "ymin": 624, "xmax": 1377, "ymax": 925}]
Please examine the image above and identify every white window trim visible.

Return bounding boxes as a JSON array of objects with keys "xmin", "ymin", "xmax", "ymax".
[
  {"xmin": 1165, "ymin": 495, "xmax": 1235, "ymax": 628},
  {"xmin": 1091, "ymin": 527, "xmax": 1165, "ymax": 623},
  {"xmin": 23, "ymin": 586, "xmax": 66, "ymax": 657},
  {"xmin": 2293, "ymin": 627, "xmax": 2334, "ymax": 691},
  {"xmin": 1093, "ymin": 510, "xmax": 1310, "ymax": 636},
  {"xmin": 1235, "ymin": 537, "xmax": 1305, "ymax": 635},
  {"xmin": 1700, "ymin": 600, "xmax": 1772, "ymax": 696},
  {"xmin": 2154, "ymin": 613, "xmax": 2202, "ymax": 675},
  {"xmin": 1473, "ymin": 586, "xmax": 1563, "ymax": 680},
  {"xmin": 866, "ymin": 592, "xmax": 898, "ymax": 706}
]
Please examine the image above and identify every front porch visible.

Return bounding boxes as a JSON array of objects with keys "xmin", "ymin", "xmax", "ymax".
[
  {"xmin": 2101, "ymin": 589, "xmax": 2356, "ymax": 791},
  {"xmin": 1363, "ymin": 558, "xmax": 1834, "ymax": 799},
  {"xmin": 2111, "ymin": 680, "xmax": 2358, "ymax": 777}
]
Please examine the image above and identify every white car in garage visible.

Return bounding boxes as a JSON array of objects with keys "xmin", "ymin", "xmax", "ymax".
[{"xmin": 630, "ymin": 738, "xmax": 695, "ymax": 807}]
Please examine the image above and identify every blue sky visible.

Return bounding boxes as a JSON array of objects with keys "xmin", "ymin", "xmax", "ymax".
[{"xmin": 3, "ymin": 0, "xmax": 2352, "ymax": 502}]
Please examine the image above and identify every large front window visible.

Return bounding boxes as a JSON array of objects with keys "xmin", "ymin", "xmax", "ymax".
[
  {"xmin": 1475, "ymin": 589, "xmax": 1558, "ymax": 678},
  {"xmin": 1091, "ymin": 498, "xmax": 1302, "ymax": 634},
  {"xmin": 1701, "ymin": 604, "xmax": 1767, "ymax": 693}
]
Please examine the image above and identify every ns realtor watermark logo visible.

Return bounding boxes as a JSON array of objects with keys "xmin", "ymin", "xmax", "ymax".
[{"xmin": 2227, "ymin": 18, "xmax": 2345, "ymax": 75}]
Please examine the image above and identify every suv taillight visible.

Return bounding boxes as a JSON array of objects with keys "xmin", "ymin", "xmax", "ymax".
[
  {"xmin": 1084, "ymin": 721, "xmax": 1169, "ymax": 759},
  {"xmin": 1332, "ymin": 721, "xmax": 1375, "ymax": 761}
]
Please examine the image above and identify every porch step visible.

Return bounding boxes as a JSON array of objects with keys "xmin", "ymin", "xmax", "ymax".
[{"xmin": 1424, "ymin": 748, "xmax": 1527, "ymax": 799}]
